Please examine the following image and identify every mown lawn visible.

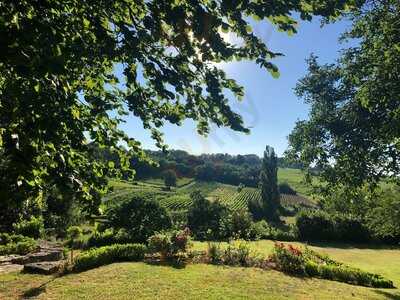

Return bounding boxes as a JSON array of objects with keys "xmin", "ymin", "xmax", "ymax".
[
  {"xmin": 1, "ymin": 262, "xmax": 399, "ymax": 300},
  {"xmin": 193, "ymin": 240, "xmax": 400, "ymax": 288},
  {"xmin": 1, "ymin": 240, "xmax": 399, "ymax": 300}
]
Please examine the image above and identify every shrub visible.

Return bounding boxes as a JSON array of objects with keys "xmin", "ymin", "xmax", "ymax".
[
  {"xmin": 223, "ymin": 243, "xmax": 252, "ymax": 266},
  {"xmin": 220, "ymin": 209, "xmax": 254, "ymax": 240},
  {"xmin": 206, "ymin": 242, "xmax": 223, "ymax": 264},
  {"xmin": 0, "ymin": 233, "xmax": 37, "ymax": 255},
  {"xmin": 296, "ymin": 210, "xmax": 370, "ymax": 243},
  {"xmin": 279, "ymin": 182, "xmax": 296, "ymax": 195},
  {"xmin": 87, "ymin": 230, "xmax": 117, "ymax": 248},
  {"xmin": 334, "ymin": 216, "xmax": 369, "ymax": 243},
  {"xmin": 205, "ymin": 242, "xmax": 253, "ymax": 267},
  {"xmin": 72, "ymin": 243, "xmax": 147, "ymax": 272},
  {"xmin": 67, "ymin": 226, "xmax": 83, "ymax": 240},
  {"xmin": 296, "ymin": 210, "xmax": 335, "ymax": 241},
  {"xmin": 163, "ymin": 169, "xmax": 177, "ymax": 188},
  {"xmin": 187, "ymin": 191, "xmax": 228, "ymax": 240},
  {"xmin": 148, "ymin": 228, "xmax": 191, "ymax": 258},
  {"xmin": 105, "ymin": 196, "xmax": 172, "ymax": 243},
  {"xmin": 270, "ymin": 242, "xmax": 306, "ymax": 275},
  {"xmin": 250, "ymin": 221, "xmax": 297, "ymax": 241},
  {"xmin": 13, "ymin": 216, "xmax": 44, "ymax": 239},
  {"xmin": 269, "ymin": 243, "xmax": 394, "ymax": 288}
]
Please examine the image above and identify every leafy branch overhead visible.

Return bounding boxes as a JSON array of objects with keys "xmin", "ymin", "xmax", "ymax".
[
  {"xmin": 0, "ymin": 0, "xmax": 361, "ymax": 227},
  {"xmin": 286, "ymin": 0, "xmax": 400, "ymax": 190}
]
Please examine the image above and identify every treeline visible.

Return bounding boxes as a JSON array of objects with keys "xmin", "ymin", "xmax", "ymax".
[{"xmin": 92, "ymin": 146, "xmax": 302, "ymax": 186}]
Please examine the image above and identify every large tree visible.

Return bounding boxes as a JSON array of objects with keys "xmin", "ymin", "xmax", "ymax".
[
  {"xmin": 286, "ymin": 0, "xmax": 400, "ymax": 192},
  {"xmin": 0, "ymin": 0, "xmax": 360, "ymax": 229},
  {"xmin": 259, "ymin": 145, "xmax": 280, "ymax": 221}
]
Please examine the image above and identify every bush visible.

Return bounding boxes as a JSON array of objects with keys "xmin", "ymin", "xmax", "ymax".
[
  {"xmin": 251, "ymin": 220, "xmax": 297, "ymax": 241},
  {"xmin": 148, "ymin": 228, "xmax": 191, "ymax": 258},
  {"xmin": 279, "ymin": 182, "xmax": 297, "ymax": 195},
  {"xmin": 0, "ymin": 233, "xmax": 37, "ymax": 255},
  {"xmin": 72, "ymin": 243, "xmax": 147, "ymax": 272},
  {"xmin": 13, "ymin": 216, "xmax": 44, "ymax": 239},
  {"xmin": 67, "ymin": 226, "xmax": 83, "ymax": 240},
  {"xmin": 105, "ymin": 196, "xmax": 172, "ymax": 243},
  {"xmin": 220, "ymin": 209, "xmax": 254, "ymax": 240},
  {"xmin": 296, "ymin": 210, "xmax": 370, "ymax": 243},
  {"xmin": 206, "ymin": 242, "xmax": 253, "ymax": 267},
  {"xmin": 223, "ymin": 243, "xmax": 252, "ymax": 266},
  {"xmin": 269, "ymin": 243, "xmax": 394, "ymax": 288},
  {"xmin": 206, "ymin": 242, "xmax": 223, "ymax": 264},
  {"xmin": 270, "ymin": 242, "xmax": 306, "ymax": 274},
  {"xmin": 87, "ymin": 230, "xmax": 118, "ymax": 248},
  {"xmin": 163, "ymin": 169, "xmax": 177, "ymax": 188},
  {"xmin": 296, "ymin": 210, "xmax": 335, "ymax": 241},
  {"xmin": 187, "ymin": 191, "xmax": 228, "ymax": 240}
]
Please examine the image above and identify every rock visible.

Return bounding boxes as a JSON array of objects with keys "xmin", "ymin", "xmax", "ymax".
[
  {"xmin": 0, "ymin": 263, "xmax": 24, "ymax": 274},
  {"xmin": 24, "ymin": 261, "xmax": 64, "ymax": 275},
  {"xmin": 0, "ymin": 255, "xmax": 23, "ymax": 264},
  {"xmin": 12, "ymin": 250, "xmax": 63, "ymax": 265}
]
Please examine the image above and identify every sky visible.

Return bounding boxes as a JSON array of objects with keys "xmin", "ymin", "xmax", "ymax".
[{"xmin": 119, "ymin": 17, "xmax": 353, "ymax": 157}]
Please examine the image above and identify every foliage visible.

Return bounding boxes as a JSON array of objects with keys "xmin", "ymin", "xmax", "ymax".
[
  {"xmin": 0, "ymin": 0, "xmax": 359, "ymax": 228},
  {"xmin": 258, "ymin": 145, "xmax": 280, "ymax": 221},
  {"xmin": 365, "ymin": 186, "xmax": 400, "ymax": 244},
  {"xmin": 278, "ymin": 182, "xmax": 296, "ymax": 195},
  {"xmin": 251, "ymin": 220, "xmax": 298, "ymax": 241},
  {"xmin": 12, "ymin": 216, "xmax": 44, "ymax": 239},
  {"xmin": 270, "ymin": 242, "xmax": 306, "ymax": 274},
  {"xmin": 220, "ymin": 209, "xmax": 254, "ymax": 240},
  {"xmin": 147, "ymin": 228, "xmax": 191, "ymax": 258},
  {"xmin": 105, "ymin": 195, "xmax": 172, "ymax": 243},
  {"xmin": 270, "ymin": 243, "xmax": 394, "ymax": 288},
  {"xmin": 67, "ymin": 226, "xmax": 83, "ymax": 240},
  {"xmin": 286, "ymin": 0, "xmax": 400, "ymax": 191},
  {"xmin": 87, "ymin": 230, "xmax": 118, "ymax": 248},
  {"xmin": 72, "ymin": 243, "xmax": 147, "ymax": 272},
  {"xmin": 187, "ymin": 191, "xmax": 228, "ymax": 240},
  {"xmin": 163, "ymin": 169, "xmax": 177, "ymax": 188},
  {"xmin": 205, "ymin": 242, "xmax": 253, "ymax": 267},
  {"xmin": 296, "ymin": 210, "xmax": 370, "ymax": 243},
  {"xmin": 0, "ymin": 233, "xmax": 37, "ymax": 255}
]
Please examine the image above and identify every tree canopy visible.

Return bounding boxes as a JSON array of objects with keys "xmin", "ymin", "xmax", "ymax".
[
  {"xmin": 0, "ymin": 0, "xmax": 361, "ymax": 228},
  {"xmin": 286, "ymin": 0, "xmax": 400, "ymax": 191},
  {"xmin": 259, "ymin": 145, "xmax": 280, "ymax": 221}
]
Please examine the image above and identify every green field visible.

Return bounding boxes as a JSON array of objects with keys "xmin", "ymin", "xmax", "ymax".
[
  {"xmin": 1, "ymin": 240, "xmax": 399, "ymax": 299},
  {"xmin": 105, "ymin": 168, "xmax": 315, "ymax": 213}
]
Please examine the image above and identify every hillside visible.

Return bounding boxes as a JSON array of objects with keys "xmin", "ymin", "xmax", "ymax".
[{"xmin": 106, "ymin": 168, "xmax": 315, "ymax": 213}]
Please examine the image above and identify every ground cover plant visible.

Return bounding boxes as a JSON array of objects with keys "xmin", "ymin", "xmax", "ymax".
[{"xmin": 0, "ymin": 233, "xmax": 37, "ymax": 256}]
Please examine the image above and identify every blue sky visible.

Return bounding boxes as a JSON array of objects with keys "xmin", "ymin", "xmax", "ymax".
[{"xmin": 119, "ymin": 17, "xmax": 352, "ymax": 157}]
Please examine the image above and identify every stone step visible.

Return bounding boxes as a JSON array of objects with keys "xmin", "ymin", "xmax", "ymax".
[
  {"xmin": 11, "ymin": 250, "xmax": 63, "ymax": 265},
  {"xmin": 0, "ymin": 263, "xmax": 24, "ymax": 274},
  {"xmin": 24, "ymin": 260, "xmax": 65, "ymax": 275}
]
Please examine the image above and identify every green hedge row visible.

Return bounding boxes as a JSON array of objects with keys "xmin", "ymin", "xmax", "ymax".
[
  {"xmin": 305, "ymin": 261, "xmax": 393, "ymax": 288},
  {"xmin": 72, "ymin": 243, "xmax": 147, "ymax": 272}
]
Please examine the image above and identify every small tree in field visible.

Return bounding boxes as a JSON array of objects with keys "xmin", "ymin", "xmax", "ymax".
[
  {"xmin": 260, "ymin": 145, "xmax": 280, "ymax": 221},
  {"xmin": 163, "ymin": 170, "xmax": 177, "ymax": 189}
]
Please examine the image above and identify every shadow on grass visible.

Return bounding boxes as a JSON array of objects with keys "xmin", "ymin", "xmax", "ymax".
[
  {"xmin": 21, "ymin": 276, "xmax": 57, "ymax": 299},
  {"xmin": 303, "ymin": 241, "xmax": 400, "ymax": 251},
  {"xmin": 144, "ymin": 257, "xmax": 187, "ymax": 269},
  {"xmin": 374, "ymin": 290, "xmax": 400, "ymax": 300}
]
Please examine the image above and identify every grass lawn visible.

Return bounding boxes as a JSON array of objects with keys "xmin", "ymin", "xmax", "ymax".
[
  {"xmin": 1, "ymin": 262, "xmax": 399, "ymax": 300},
  {"xmin": 193, "ymin": 240, "xmax": 400, "ymax": 288},
  {"xmin": 1, "ymin": 241, "xmax": 399, "ymax": 300}
]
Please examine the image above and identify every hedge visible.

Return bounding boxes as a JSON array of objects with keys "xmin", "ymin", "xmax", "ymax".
[{"xmin": 73, "ymin": 243, "xmax": 147, "ymax": 272}]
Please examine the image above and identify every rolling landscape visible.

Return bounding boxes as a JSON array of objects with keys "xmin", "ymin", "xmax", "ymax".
[{"xmin": 1, "ymin": 0, "xmax": 399, "ymax": 299}]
